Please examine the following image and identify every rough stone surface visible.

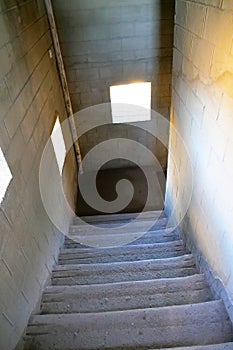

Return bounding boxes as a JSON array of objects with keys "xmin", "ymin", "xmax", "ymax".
[
  {"xmin": 157, "ymin": 344, "xmax": 233, "ymax": 350},
  {"xmin": 24, "ymin": 301, "xmax": 233, "ymax": 350},
  {"xmin": 65, "ymin": 228, "xmax": 180, "ymax": 248},
  {"xmin": 74, "ymin": 209, "xmax": 165, "ymax": 224},
  {"xmin": 58, "ymin": 240, "xmax": 187, "ymax": 264},
  {"xmin": 41, "ymin": 274, "xmax": 212, "ymax": 314},
  {"xmin": 51, "ymin": 254, "xmax": 197, "ymax": 286},
  {"xmin": 165, "ymin": 0, "xmax": 233, "ymax": 310},
  {"xmin": 0, "ymin": 1, "xmax": 78, "ymax": 349},
  {"xmin": 24, "ymin": 211, "xmax": 233, "ymax": 349},
  {"xmin": 70, "ymin": 217, "xmax": 171, "ymax": 233}
]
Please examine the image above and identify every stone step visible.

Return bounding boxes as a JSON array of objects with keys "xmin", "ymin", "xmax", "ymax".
[
  {"xmin": 74, "ymin": 210, "xmax": 165, "ymax": 225},
  {"xmin": 51, "ymin": 254, "xmax": 197, "ymax": 286},
  {"xmin": 69, "ymin": 217, "xmax": 171, "ymax": 234},
  {"xmin": 58, "ymin": 240, "xmax": 187, "ymax": 264},
  {"xmin": 71, "ymin": 217, "xmax": 169, "ymax": 230},
  {"xmin": 65, "ymin": 228, "xmax": 180, "ymax": 248},
  {"xmin": 24, "ymin": 301, "xmax": 233, "ymax": 350},
  {"xmin": 41, "ymin": 274, "xmax": 212, "ymax": 314},
  {"xmin": 156, "ymin": 344, "xmax": 233, "ymax": 350}
]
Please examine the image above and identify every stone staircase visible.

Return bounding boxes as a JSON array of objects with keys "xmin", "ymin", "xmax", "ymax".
[{"xmin": 24, "ymin": 211, "xmax": 233, "ymax": 349}]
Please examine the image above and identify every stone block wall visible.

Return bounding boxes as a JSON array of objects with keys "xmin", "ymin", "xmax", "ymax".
[
  {"xmin": 166, "ymin": 0, "xmax": 233, "ymax": 303},
  {"xmin": 0, "ymin": 0, "xmax": 77, "ymax": 348},
  {"xmin": 52, "ymin": 0, "xmax": 175, "ymax": 171}
]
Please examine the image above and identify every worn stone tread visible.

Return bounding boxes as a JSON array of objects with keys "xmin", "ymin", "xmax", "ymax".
[
  {"xmin": 41, "ymin": 274, "xmax": 212, "ymax": 314},
  {"xmin": 51, "ymin": 254, "xmax": 197, "ymax": 285},
  {"xmin": 69, "ymin": 217, "xmax": 171, "ymax": 234},
  {"xmin": 65, "ymin": 228, "xmax": 180, "ymax": 248},
  {"xmin": 70, "ymin": 217, "xmax": 170, "ymax": 230},
  {"xmin": 58, "ymin": 240, "xmax": 187, "ymax": 264},
  {"xmin": 155, "ymin": 344, "xmax": 233, "ymax": 350},
  {"xmin": 24, "ymin": 301, "xmax": 233, "ymax": 350},
  {"xmin": 74, "ymin": 210, "xmax": 165, "ymax": 225},
  {"xmin": 23, "ymin": 211, "xmax": 233, "ymax": 349},
  {"xmin": 54, "ymin": 254, "xmax": 195, "ymax": 272}
]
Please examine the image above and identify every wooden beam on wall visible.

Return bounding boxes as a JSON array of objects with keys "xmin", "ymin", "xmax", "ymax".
[{"xmin": 44, "ymin": 0, "xmax": 82, "ymax": 170}]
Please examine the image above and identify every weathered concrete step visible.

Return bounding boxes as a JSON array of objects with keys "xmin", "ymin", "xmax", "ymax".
[
  {"xmin": 41, "ymin": 274, "xmax": 212, "ymax": 314},
  {"xmin": 70, "ymin": 217, "xmax": 171, "ymax": 234},
  {"xmin": 65, "ymin": 228, "xmax": 180, "ymax": 249},
  {"xmin": 24, "ymin": 301, "xmax": 233, "ymax": 350},
  {"xmin": 156, "ymin": 344, "xmax": 233, "ymax": 349},
  {"xmin": 58, "ymin": 240, "xmax": 187, "ymax": 264},
  {"xmin": 71, "ymin": 217, "xmax": 170, "ymax": 230},
  {"xmin": 74, "ymin": 210, "xmax": 165, "ymax": 225},
  {"xmin": 51, "ymin": 255, "xmax": 197, "ymax": 285}
]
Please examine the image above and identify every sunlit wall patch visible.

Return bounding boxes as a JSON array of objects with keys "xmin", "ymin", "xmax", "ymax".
[
  {"xmin": 110, "ymin": 82, "xmax": 151, "ymax": 123},
  {"xmin": 0, "ymin": 148, "xmax": 13, "ymax": 204},
  {"xmin": 51, "ymin": 116, "xmax": 66, "ymax": 174}
]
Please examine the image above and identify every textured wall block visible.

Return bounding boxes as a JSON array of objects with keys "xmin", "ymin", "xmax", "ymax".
[
  {"xmin": 0, "ymin": 2, "xmax": 78, "ymax": 350},
  {"xmin": 76, "ymin": 67, "xmax": 99, "ymax": 81},
  {"xmin": 174, "ymin": 25, "xmax": 193, "ymax": 60},
  {"xmin": 99, "ymin": 64, "xmax": 123, "ymax": 79},
  {"xmin": 166, "ymin": 0, "xmax": 233, "ymax": 309},
  {"xmin": 192, "ymin": 38, "xmax": 214, "ymax": 77},
  {"xmin": 175, "ymin": 0, "xmax": 187, "ymax": 27},
  {"xmin": 186, "ymin": 2, "xmax": 207, "ymax": 37},
  {"xmin": 204, "ymin": 8, "xmax": 233, "ymax": 46},
  {"xmin": 221, "ymin": 0, "xmax": 233, "ymax": 11},
  {"xmin": 53, "ymin": 0, "xmax": 174, "ymax": 172},
  {"xmin": 0, "ymin": 80, "xmax": 12, "ymax": 121}
]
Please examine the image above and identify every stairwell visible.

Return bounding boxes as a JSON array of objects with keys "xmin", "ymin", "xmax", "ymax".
[{"xmin": 23, "ymin": 211, "xmax": 233, "ymax": 349}]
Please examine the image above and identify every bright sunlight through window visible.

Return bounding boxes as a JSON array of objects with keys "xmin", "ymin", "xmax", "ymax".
[
  {"xmin": 0, "ymin": 148, "xmax": 12, "ymax": 204},
  {"xmin": 51, "ymin": 117, "xmax": 66, "ymax": 174},
  {"xmin": 110, "ymin": 82, "xmax": 151, "ymax": 123}
]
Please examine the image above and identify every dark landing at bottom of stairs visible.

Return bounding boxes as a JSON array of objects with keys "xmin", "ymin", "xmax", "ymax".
[{"xmin": 24, "ymin": 211, "xmax": 233, "ymax": 350}]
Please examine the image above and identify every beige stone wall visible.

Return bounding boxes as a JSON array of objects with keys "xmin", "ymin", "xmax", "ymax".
[
  {"xmin": 166, "ymin": 0, "xmax": 233, "ymax": 300},
  {"xmin": 52, "ymin": 0, "xmax": 175, "ymax": 171},
  {"xmin": 0, "ymin": 1, "xmax": 77, "ymax": 349}
]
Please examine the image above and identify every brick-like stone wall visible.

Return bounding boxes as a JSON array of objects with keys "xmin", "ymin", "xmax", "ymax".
[
  {"xmin": 0, "ymin": 1, "xmax": 77, "ymax": 349},
  {"xmin": 52, "ymin": 0, "xmax": 174, "ymax": 171},
  {"xmin": 166, "ymin": 0, "xmax": 233, "ymax": 301}
]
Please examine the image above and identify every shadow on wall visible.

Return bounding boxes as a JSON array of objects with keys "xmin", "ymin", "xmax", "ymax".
[{"xmin": 78, "ymin": 123, "xmax": 168, "ymax": 171}]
